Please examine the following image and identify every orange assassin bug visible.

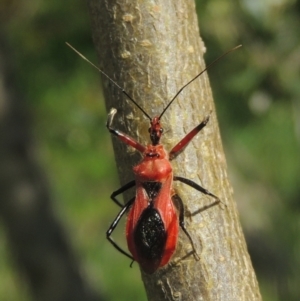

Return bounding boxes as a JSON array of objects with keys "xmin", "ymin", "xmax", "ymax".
[{"xmin": 67, "ymin": 43, "xmax": 241, "ymax": 274}]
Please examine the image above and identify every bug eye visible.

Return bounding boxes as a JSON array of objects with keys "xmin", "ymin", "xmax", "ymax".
[
  {"xmin": 148, "ymin": 128, "xmax": 151, "ymax": 133},
  {"xmin": 160, "ymin": 128, "xmax": 164, "ymax": 133}
]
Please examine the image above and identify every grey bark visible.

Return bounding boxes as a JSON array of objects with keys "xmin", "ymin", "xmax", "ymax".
[{"xmin": 88, "ymin": 0, "xmax": 262, "ymax": 300}]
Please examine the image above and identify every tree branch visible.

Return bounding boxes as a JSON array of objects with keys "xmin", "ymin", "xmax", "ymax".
[{"xmin": 88, "ymin": 0, "xmax": 262, "ymax": 300}]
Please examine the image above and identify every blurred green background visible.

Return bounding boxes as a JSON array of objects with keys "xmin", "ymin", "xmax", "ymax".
[{"xmin": 0, "ymin": 0, "xmax": 299, "ymax": 300}]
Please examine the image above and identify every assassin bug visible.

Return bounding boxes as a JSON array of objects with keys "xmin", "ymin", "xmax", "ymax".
[{"xmin": 66, "ymin": 43, "xmax": 241, "ymax": 274}]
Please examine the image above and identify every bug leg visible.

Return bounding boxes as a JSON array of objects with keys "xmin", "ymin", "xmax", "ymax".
[
  {"xmin": 169, "ymin": 115, "xmax": 210, "ymax": 160},
  {"xmin": 172, "ymin": 194, "xmax": 200, "ymax": 260},
  {"xmin": 110, "ymin": 180, "xmax": 136, "ymax": 207},
  {"xmin": 106, "ymin": 108, "xmax": 146, "ymax": 153},
  {"xmin": 106, "ymin": 197, "xmax": 135, "ymax": 261},
  {"xmin": 174, "ymin": 176, "xmax": 225, "ymax": 206}
]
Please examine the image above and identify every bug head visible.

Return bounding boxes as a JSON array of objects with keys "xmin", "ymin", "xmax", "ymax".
[{"xmin": 148, "ymin": 116, "xmax": 163, "ymax": 145}]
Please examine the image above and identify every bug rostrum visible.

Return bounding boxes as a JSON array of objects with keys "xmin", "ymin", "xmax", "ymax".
[{"xmin": 66, "ymin": 43, "xmax": 241, "ymax": 274}]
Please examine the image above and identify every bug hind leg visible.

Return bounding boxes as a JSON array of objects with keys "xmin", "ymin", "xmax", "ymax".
[
  {"xmin": 172, "ymin": 194, "xmax": 200, "ymax": 261},
  {"xmin": 106, "ymin": 197, "xmax": 135, "ymax": 261}
]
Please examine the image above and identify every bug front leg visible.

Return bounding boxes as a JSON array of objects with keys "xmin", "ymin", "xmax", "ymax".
[
  {"xmin": 106, "ymin": 108, "xmax": 146, "ymax": 153},
  {"xmin": 169, "ymin": 115, "xmax": 210, "ymax": 160},
  {"xmin": 106, "ymin": 197, "xmax": 135, "ymax": 261},
  {"xmin": 110, "ymin": 180, "xmax": 136, "ymax": 207}
]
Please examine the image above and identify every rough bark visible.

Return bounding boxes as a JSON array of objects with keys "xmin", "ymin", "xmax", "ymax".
[
  {"xmin": 88, "ymin": 0, "xmax": 262, "ymax": 300},
  {"xmin": 0, "ymin": 33, "xmax": 104, "ymax": 301}
]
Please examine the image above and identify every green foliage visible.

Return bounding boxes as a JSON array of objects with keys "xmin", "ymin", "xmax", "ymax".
[{"xmin": 1, "ymin": 0, "xmax": 299, "ymax": 300}]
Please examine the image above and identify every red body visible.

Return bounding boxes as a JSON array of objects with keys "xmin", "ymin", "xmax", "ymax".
[{"xmin": 126, "ymin": 145, "xmax": 178, "ymax": 273}]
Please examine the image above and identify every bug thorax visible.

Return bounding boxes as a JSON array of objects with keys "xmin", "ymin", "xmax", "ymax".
[
  {"xmin": 149, "ymin": 116, "xmax": 163, "ymax": 145},
  {"xmin": 143, "ymin": 144, "xmax": 168, "ymax": 160},
  {"xmin": 134, "ymin": 144, "xmax": 172, "ymax": 182}
]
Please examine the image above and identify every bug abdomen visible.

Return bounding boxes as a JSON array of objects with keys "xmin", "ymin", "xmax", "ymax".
[
  {"xmin": 133, "ymin": 207, "xmax": 167, "ymax": 273},
  {"xmin": 126, "ymin": 178, "xmax": 178, "ymax": 273}
]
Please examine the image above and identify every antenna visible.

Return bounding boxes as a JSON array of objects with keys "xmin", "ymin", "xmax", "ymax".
[
  {"xmin": 65, "ymin": 42, "xmax": 151, "ymax": 120},
  {"xmin": 159, "ymin": 44, "xmax": 242, "ymax": 119},
  {"xmin": 66, "ymin": 42, "xmax": 242, "ymax": 121}
]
